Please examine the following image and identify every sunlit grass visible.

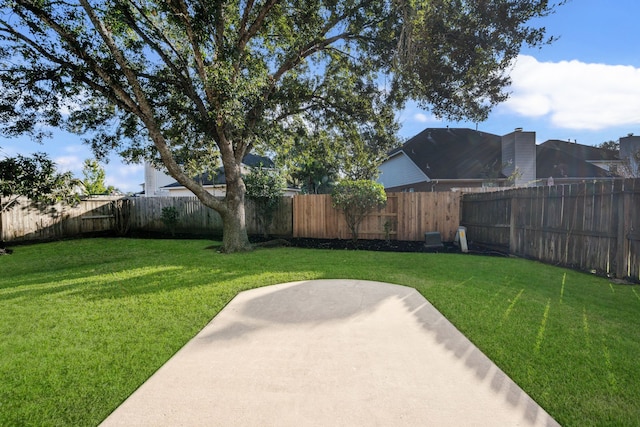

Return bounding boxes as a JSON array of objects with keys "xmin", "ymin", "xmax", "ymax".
[{"xmin": 1, "ymin": 238, "xmax": 639, "ymax": 426}]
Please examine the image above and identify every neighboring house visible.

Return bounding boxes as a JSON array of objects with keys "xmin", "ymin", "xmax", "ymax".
[
  {"xmin": 536, "ymin": 139, "xmax": 619, "ymax": 184},
  {"xmin": 377, "ymin": 127, "xmax": 627, "ymax": 192},
  {"xmin": 378, "ymin": 128, "xmax": 532, "ymax": 192},
  {"xmin": 144, "ymin": 153, "xmax": 299, "ymax": 197}
]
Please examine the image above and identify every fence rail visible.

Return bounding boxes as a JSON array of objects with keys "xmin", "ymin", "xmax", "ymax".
[{"xmin": 461, "ymin": 179, "xmax": 640, "ymax": 282}]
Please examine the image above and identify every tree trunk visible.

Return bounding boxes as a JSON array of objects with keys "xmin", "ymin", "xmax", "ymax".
[
  {"xmin": 218, "ymin": 178, "xmax": 252, "ymax": 253},
  {"xmin": 220, "ymin": 206, "xmax": 251, "ymax": 252}
]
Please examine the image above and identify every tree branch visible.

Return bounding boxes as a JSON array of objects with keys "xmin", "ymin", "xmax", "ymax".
[
  {"xmin": 272, "ymin": 31, "xmax": 352, "ymax": 82},
  {"xmin": 238, "ymin": 0, "xmax": 279, "ymax": 52},
  {"xmin": 168, "ymin": 0, "xmax": 215, "ymax": 104},
  {"xmin": 75, "ymin": 0, "xmax": 225, "ymax": 212},
  {"xmin": 238, "ymin": 0, "xmax": 256, "ymax": 44},
  {"xmin": 120, "ymin": 1, "xmax": 210, "ymax": 121},
  {"xmin": 1, "ymin": 18, "xmax": 135, "ymax": 118},
  {"xmin": 11, "ymin": 1, "xmax": 147, "ymax": 117}
]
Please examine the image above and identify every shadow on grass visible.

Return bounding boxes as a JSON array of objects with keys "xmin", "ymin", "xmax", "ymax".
[{"xmin": 0, "ymin": 264, "xmax": 245, "ymax": 302}]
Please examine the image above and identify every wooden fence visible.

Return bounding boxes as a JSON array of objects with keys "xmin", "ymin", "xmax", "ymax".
[
  {"xmin": 128, "ymin": 196, "xmax": 292, "ymax": 237},
  {"xmin": 293, "ymin": 192, "xmax": 462, "ymax": 241},
  {"xmin": 0, "ymin": 196, "xmax": 123, "ymax": 242},
  {"xmin": 6, "ymin": 184, "xmax": 639, "ymax": 283},
  {"xmin": 461, "ymin": 179, "xmax": 640, "ymax": 282},
  {"xmin": 1, "ymin": 196, "xmax": 293, "ymax": 242}
]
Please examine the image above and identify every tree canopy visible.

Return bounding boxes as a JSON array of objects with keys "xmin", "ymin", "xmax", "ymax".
[
  {"xmin": 598, "ymin": 140, "xmax": 619, "ymax": 155},
  {"xmin": 0, "ymin": 151, "xmax": 79, "ymax": 213},
  {"xmin": 0, "ymin": 0, "xmax": 563, "ymax": 252},
  {"xmin": 81, "ymin": 159, "xmax": 116, "ymax": 195}
]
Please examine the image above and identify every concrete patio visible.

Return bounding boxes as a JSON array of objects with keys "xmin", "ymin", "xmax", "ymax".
[{"xmin": 100, "ymin": 279, "xmax": 560, "ymax": 426}]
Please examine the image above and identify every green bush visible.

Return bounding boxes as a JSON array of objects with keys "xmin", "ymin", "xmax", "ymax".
[
  {"xmin": 160, "ymin": 206, "xmax": 179, "ymax": 236},
  {"xmin": 331, "ymin": 180, "xmax": 386, "ymax": 241},
  {"xmin": 244, "ymin": 166, "xmax": 285, "ymax": 237}
]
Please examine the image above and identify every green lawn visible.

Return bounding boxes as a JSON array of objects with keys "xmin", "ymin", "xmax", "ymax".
[{"xmin": 1, "ymin": 238, "xmax": 639, "ymax": 426}]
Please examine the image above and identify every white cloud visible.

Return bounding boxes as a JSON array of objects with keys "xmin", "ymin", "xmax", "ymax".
[
  {"xmin": 503, "ymin": 55, "xmax": 640, "ymax": 130},
  {"xmin": 414, "ymin": 112, "xmax": 435, "ymax": 123},
  {"xmin": 54, "ymin": 155, "xmax": 85, "ymax": 174},
  {"xmin": 104, "ymin": 163, "xmax": 144, "ymax": 194},
  {"xmin": 53, "ymin": 145, "xmax": 92, "ymax": 175},
  {"xmin": 55, "ymin": 150, "xmax": 143, "ymax": 194}
]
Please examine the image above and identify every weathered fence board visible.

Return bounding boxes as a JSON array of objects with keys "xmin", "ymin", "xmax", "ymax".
[
  {"xmin": 2, "ymin": 196, "xmax": 293, "ymax": 242},
  {"xmin": 462, "ymin": 179, "xmax": 640, "ymax": 282},
  {"xmin": 293, "ymin": 192, "xmax": 461, "ymax": 241},
  {"xmin": 0, "ymin": 196, "xmax": 122, "ymax": 242},
  {"xmin": 127, "ymin": 197, "xmax": 224, "ymax": 234}
]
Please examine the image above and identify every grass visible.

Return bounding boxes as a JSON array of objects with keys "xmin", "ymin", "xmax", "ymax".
[{"xmin": 1, "ymin": 238, "xmax": 639, "ymax": 426}]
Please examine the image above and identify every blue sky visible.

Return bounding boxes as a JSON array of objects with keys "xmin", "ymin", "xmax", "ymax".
[
  {"xmin": 400, "ymin": 0, "xmax": 640, "ymax": 143},
  {"xmin": 2, "ymin": 0, "xmax": 640, "ymax": 193}
]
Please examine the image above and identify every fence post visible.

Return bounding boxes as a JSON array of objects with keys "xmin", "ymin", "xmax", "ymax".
[
  {"xmin": 509, "ymin": 192, "xmax": 516, "ymax": 254},
  {"xmin": 615, "ymin": 179, "xmax": 632, "ymax": 279}
]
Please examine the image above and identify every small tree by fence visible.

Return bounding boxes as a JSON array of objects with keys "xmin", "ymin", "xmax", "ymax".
[
  {"xmin": 244, "ymin": 166, "xmax": 286, "ymax": 238},
  {"xmin": 160, "ymin": 206, "xmax": 179, "ymax": 236},
  {"xmin": 331, "ymin": 180, "xmax": 387, "ymax": 241}
]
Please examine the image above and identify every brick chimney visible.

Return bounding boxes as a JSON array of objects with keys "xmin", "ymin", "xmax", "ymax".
[
  {"xmin": 620, "ymin": 135, "xmax": 640, "ymax": 177},
  {"xmin": 502, "ymin": 129, "xmax": 536, "ymax": 186}
]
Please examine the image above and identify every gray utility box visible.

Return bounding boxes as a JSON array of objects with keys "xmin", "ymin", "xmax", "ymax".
[{"xmin": 424, "ymin": 231, "xmax": 444, "ymax": 249}]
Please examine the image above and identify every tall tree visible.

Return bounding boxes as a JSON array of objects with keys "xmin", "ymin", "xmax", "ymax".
[
  {"xmin": 81, "ymin": 158, "xmax": 115, "ymax": 195},
  {"xmin": 0, "ymin": 0, "xmax": 562, "ymax": 252},
  {"xmin": 281, "ymin": 131, "xmax": 341, "ymax": 194}
]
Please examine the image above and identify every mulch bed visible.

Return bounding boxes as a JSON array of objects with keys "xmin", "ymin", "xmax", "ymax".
[{"xmin": 251, "ymin": 236, "xmax": 508, "ymax": 256}]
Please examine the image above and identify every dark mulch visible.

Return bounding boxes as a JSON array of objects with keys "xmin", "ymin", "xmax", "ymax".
[
  {"xmin": 250, "ymin": 236, "xmax": 508, "ymax": 256},
  {"xmin": 0, "ymin": 234, "xmax": 507, "ymax": 257}
]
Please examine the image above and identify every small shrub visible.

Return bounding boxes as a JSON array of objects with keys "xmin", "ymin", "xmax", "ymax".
[
  {"xmin": 331, "ymin": 180, "xmax": 386, "ymax": 241},
  {"xmin": 383, "ymin": 219, "xmax": 395, "ymax": 242},
  {"xmin": 161, "ymin": 206, "xmax": 179, "ymax": 236}
]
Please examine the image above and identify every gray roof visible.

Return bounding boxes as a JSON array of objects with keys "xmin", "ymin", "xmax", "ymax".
[
  {"xmin": 536, "ymin": 145, "xmax": 615, "ymax": 178},
  {"xmin": 389, "ymin": 128, "xmax": 504, "ymax": 180},
  {"xmin": 163, "ymin": 153, "xmax": 274, "ymax": 188},
  {"xmin": 386, "ymin": 128, "xmax": 620, "ymax": 181},
  {"xmin": 539, "ymin": 140, "xmax": 619, "ymax": 162}
]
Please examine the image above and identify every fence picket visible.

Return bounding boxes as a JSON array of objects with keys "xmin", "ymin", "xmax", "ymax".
[
  {"xmin": 3, "ymin": 182, "xmax": 638, "ymax": 282},
  {"xmin": 462, "ymin": 179, "xmax": 640, "ymax": 282}
]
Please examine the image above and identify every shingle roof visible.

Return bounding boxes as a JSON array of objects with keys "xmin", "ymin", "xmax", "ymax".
[
  {"xmin": 385, "ymin": 128, "xmax": 619, "ymax": 182},
  {"xmin": 389, "ymin": 128, "xmax": 504, "ymax": 180},
  {"xmin": 539, "ymin": 140, "xmax": 619, "ymax": 161},
  {"xmin": 536, "ymin": 145, "xmax": 614, "ymax": 178},
  {"xmin": 162, "ymin": 153, "xmax": 274, "ymax": 188},
  {"xmin": 242, "ymin": 153, "xmax": 274, "ymax": 168}
]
